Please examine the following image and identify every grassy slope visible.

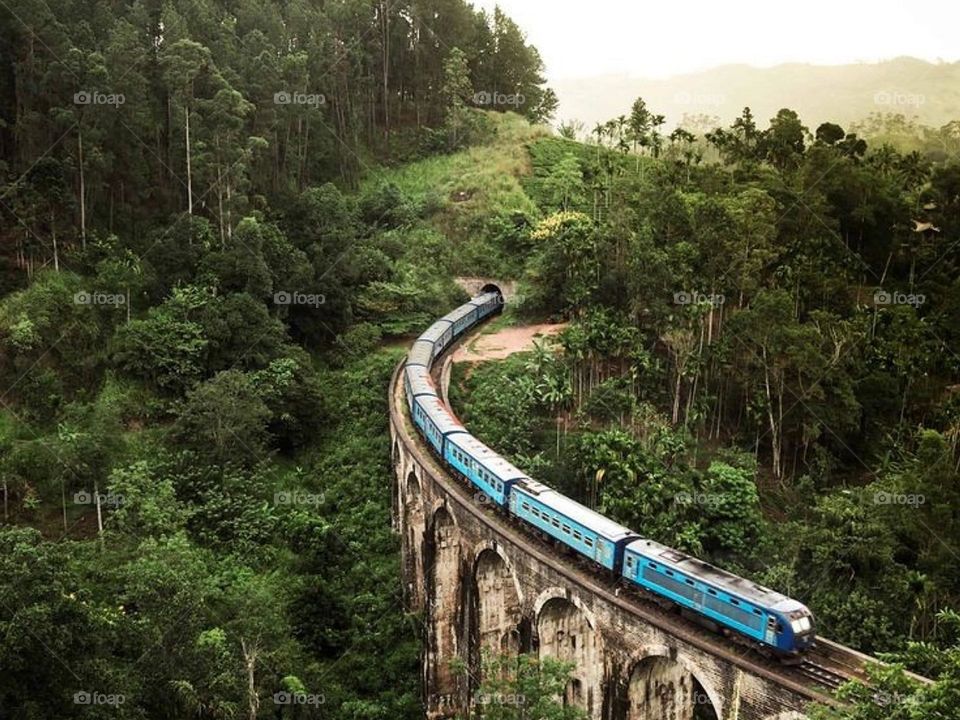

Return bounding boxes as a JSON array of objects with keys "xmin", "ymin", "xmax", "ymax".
[{"xmin": 365, "ymin": 112, "xmax": 549, "ymax": 277}]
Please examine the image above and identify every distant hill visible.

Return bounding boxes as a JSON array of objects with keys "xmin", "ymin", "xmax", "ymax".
[{"xmin": 553, "ymin": 57, "xmax": 960, "ymax": 133}]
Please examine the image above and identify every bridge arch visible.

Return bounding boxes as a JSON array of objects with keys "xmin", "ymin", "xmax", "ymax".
[
  {"xmin": 625, "ymin": 645, "xmax": 720, "ymax": 720},
  {"xmin": 473, "ymin": 544, "xmax": 524, "ymax": 657},
  {"xmin": 403, "ymin": 468, "xmax": 426, "ymax": 607},
  {"xmin": 535, "ymin": 592, "xmax": 604, "ymax": 719}
]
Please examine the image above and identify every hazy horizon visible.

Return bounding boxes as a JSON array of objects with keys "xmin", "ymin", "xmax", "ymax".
[
  {"xmin": 549, "ymin": 55, "xmax": 958, "ymax": 83},
  {"xmin": 474, "ymin": 0, "xmax": 960, "ymax": 81}
]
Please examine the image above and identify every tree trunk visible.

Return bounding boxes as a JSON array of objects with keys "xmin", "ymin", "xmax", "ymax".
[
  {"xmin": 672, "ymin": 368, "xmax": 682, "ymax": 425},
  {"xmin": 78, "ymin": 126, "xmax": 86, "ymax": 248},
  {"xmin": 762, "ymin": 352, "xmax": 781, "ymax": 478},
  {"xmin": 185, "ymin": 104, "xmax": 193, "ymax": 214},
  {"xmin": 216, "ymin": 161, "xmax": 225, "ymax": 247},
  {"xmin": 241, "ymin": 638, "xmax": 260, "ymax": 720},
  {"xmin": 380, "ymin": 0, "xmax": 390, "ymax": 155},
  {"xmin": 50, "ymin": 211, "xmax": 59, "ymax": 271},
  {"xmin": 94, "ymin": 477, "xmax": 103, "ymax": 543}
]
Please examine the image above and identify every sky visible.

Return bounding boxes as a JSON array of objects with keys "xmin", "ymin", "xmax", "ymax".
[{"xmin": 473, "ymin": 0, "xmax": 960, "ymax": 80}]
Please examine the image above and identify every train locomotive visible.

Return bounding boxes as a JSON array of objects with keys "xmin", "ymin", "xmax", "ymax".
[{"xmin": 403, "ymin": 290, "xmax": 816, "ymax": 657}]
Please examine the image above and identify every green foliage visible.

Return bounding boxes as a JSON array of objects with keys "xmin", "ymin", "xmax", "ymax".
[
  {"xmin": 454, "ymin": 652, "xmax": 588, "ymax": 720},
  {"xmin": 172, "ymin": 370, "xmax": 272, "ymax": 467},
  {"xmin": 112, "ymin": 294, "xmax": 208, "ymax": 395}
]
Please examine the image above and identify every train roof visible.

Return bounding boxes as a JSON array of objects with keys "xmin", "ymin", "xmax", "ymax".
[
  {"xmin": 625, "ymin": 538, "xmax": 797, "ymax": 610},
  {"xmin": 469, "ymin": 291, "xmax": 501, "ymax": 307},
  {"xmin": 442, "ymin": 302, "xmax": 477, "ymax": 325},
  {"xmin": 407, "ymin": 340, "xmax": 434, "ymax": 367},
  {"xmin": 404, "ymin": 365, "xmax": 437, "ymax": 398},
  {"xmin": 447, "ymin": 433, "xmax": 529, "ymax": 482},
  {"xmin": 514, "ymin": 480, "xmax": 637, "ymax": 541},
  {"xmin": 418, "ymin": 395, "xmax": 467, "ymax": 436},
  {"xmin": 418, "ymin": 319, "xmax": 453, "ymax": 345}
]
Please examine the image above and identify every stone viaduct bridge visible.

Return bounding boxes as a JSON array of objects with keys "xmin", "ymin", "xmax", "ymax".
[{"xmin": 388, "ymin": 286, "xmax": 892, "ymax": 720}]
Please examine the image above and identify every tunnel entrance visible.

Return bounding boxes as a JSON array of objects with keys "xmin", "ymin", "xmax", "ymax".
[{"xmin": 626, "ymin": 654, "xmax": 719, "ymax": 720}]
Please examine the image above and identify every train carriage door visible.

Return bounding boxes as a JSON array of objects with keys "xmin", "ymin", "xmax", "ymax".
[
  {"xmin": 764, "ymin": 615, "xmax": 777, "ymax": 645},
  {"xmin": 690, "ymin": 583, "xmax": 704, "ymax": 611},
  {"xmin": 598, "ymin": 539, "xmax": 611, "ymax": 567}
]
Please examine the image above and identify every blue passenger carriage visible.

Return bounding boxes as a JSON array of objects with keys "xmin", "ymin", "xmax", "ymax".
[
  {"xmin": 621, "ymin": 539, "xmax": 815, "ymax": 654},
  {"xmin": 407, "ymin": 339, "xmax": 434, "ymax": 369},
  {"xmin": 470, "ymin": 291, "xmax": 502, "ymax": 320},
  {"xmin": 444, "ymin": 433, "xmax": 527, "ymax": 507},
  {"xmin": 510, "ymin": 480, "xmax": 638, "ymax": 571},
  {"xmin": 403, "ymin": 366, "xmax": 437, "ymax": 414},
  {"xmin": 411, "ymin": 395, "xmax": 467, "ymax": 455},
  {"xmin": 418, "ymin": 319, "xmax": 455, "ymax": 360},
  {"xmin": 444, "ymin": 303, "xmax": 479, "ymax": 338}
]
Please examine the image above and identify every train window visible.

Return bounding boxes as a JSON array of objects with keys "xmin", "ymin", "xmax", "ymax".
[
  {"xmin": 707, "ymin": 588, "xmax": 717, "ymax": 596},
  {"xmin": 584, "ymin": 538, "xmax": 593, "ymax": 547},
  {"xmin": 551, "ymin": 518, "xmax": 560, "ymax": 528},
  {"xmin": 626, "ymin": 556, "xmax": 634, "ymax": 567},
  {"xmin": 752, "ymin": 609, "xmax": 762, "ymax": 616},
  {"xmin": 562, "ymin": 525, "xmax": 571, "ymax": 534},
  {"xmin": 573, "ymin": 531, "xmax": 582, "ymax": 541},
  {"xmin": 522, "ymin": 503, "xmax": 530, "ymax": 511},
  {"xmin": 685, "ymin": 578, "xmax": 695, "ymax": 586},
  {"xmin": 665, "ymin": 570, "xmax": 674, "ymax": 577},
  {"xmin": 648, "ymin": 562, "xmax": 657, "ymax": 569},
  {"xmin": 730, "ymin": 598, "xmax": 740, "ymax": 606}
]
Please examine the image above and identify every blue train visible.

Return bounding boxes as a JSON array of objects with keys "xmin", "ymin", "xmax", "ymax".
[{"xmin": 403, "ymin": 290, "xmax": 815, "ymax": 657}]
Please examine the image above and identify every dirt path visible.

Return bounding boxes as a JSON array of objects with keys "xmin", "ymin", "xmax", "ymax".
[{"xmin": 452, "ymin": 323, "xmax": 567, "ymax": 362}]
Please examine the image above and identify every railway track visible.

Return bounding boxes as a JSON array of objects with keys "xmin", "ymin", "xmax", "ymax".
[{"xmin": 796, "ymin": 660, "xmax": 850, "ymax": 691}]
